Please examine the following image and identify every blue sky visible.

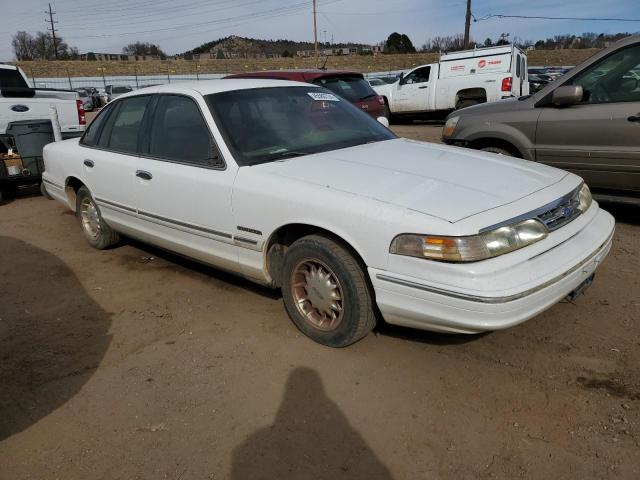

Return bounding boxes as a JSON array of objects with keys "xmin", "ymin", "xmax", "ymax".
[{"xmin": 2, "ymin": 0, "xmax": 639, "ymax": 60}]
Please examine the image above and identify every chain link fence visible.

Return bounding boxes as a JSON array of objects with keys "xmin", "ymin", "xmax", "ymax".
[{"xmin": 29, "ymin": 73, "xmax": 228, "ymax": 90}]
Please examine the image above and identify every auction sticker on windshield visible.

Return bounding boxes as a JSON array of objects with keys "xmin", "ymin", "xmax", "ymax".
[{"xmin": 308, "ymin": 92, "xmax": 340, "ymax": 102}]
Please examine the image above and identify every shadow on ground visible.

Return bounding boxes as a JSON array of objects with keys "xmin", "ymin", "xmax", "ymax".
[
  {"xmin": 231, "ymin": 367, "xmax": 394, "ymax": 479},
  {"xmin": 0, "ymin": 236, "xmax": 112, "ymax": 441},
  {"xmin": 599, "ymin": 201, "xmax": 639, "ymax": 226}
]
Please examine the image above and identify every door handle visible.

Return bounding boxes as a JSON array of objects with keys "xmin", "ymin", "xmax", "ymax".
[
  {"xmin": 135, "ymin": 170, "xmax": 153, "ymax": 181},
  {"xmin": 419, "ymin": 86, "xmax": 428, "ymax": 89},
  {"xmin": 628, "ymin": 114, "xmax": 640, "ymax": 123},
  {"xmin": 83, "ymin": 159, "xmax": 94, "ymax": 168}
]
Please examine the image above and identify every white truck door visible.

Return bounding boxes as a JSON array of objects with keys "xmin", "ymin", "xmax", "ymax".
[
  {"xmin": 393, "ymin": 66, "xmax": 432, "ymax": 113},
  {"xmin": 133, "ymin": 94, "xmax": 239, "ymax": 273}
]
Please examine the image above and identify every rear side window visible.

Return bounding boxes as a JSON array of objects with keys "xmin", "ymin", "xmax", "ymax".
[
  {"xmin": 100, "ymin": 95, "xmax": 151, "ymax": 154},
  {"xmin": 0, "ymin": 68, "xmax": 29, "ymax": 89},
  {"xmin": 80, "ymin": 102, "xmax": 116, "ymax": 147},
  {"xmin": 312, "ymin": 75, "xmax": 376, "ymax": 102},
  {"xmin": 148, "ymin": 95, "xmax": 220, "ymax": 167}
]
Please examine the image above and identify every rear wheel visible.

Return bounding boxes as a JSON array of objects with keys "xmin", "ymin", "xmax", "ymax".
[
  {"xmin": 75, "ymin": 186, "xmax": 119, "ymax": 249},
  {"xmin": 382, "ymin": 102, "xmax": 391, "ymax": 120},
  {"xmin": 281, "ymin": 235, "xmax": 377, "ymax": 347},
  {"xmin": 455, "ymin": 99, "xmax": 479, "ymax": 110}
]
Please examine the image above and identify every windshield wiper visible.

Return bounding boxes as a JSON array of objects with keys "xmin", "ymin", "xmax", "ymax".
[{"xmin": 359, "ymin": 93, "xmax": 377, "ymax": 101}]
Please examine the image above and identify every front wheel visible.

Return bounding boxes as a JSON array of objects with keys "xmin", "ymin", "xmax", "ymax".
[
  {"xmin": 480, "ymin": 146, "xmax": 514, "ymax": 156},
  {"xmin": 281, "ymin": 235, "xmax": 377, "ymax": 347},
  {"xmin": 75, "ymin": 186, "xmax": 119, "ymax": 249}
]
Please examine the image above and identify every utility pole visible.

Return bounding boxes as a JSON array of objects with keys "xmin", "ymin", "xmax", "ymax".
[
  {"xmin": 463, "ymin": 0, "xmax": 472, "ymax": 49},
  {"xmin": 313, "ymin": 0, "xmax": 319, "ymax": 65},
  {"xmin": 45, "ymin": 3, "xmax": 59, "ymax": 59}
]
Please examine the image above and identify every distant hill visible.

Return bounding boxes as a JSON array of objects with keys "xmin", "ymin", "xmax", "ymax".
[{"xmin": 182, "ymin": 35, "xmax": 372, "ymax": 58}]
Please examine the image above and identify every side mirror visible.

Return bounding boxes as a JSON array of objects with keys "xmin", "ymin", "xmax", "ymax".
[
  {"xmin": 377, "ymin": 116, "xmax": 390, "ymax": 128},
  {"xmin": 552, "ymin": 85, "xmax": 583, "ymax": 107},
  {"xmin": 398, "ymin": 72, "xmax": 405, "ymax": 85}
]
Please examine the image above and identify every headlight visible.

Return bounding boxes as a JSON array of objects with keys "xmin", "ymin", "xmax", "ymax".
[
  {"xmin": 442, "ymin": 116, "xmax": 459, "ymax": 138},
  {"xmin": 577, "ymin": 183, "xmax": 592, "ymax": 212},
  {"xmin": 390, "ymin": 219, "xmax": 548, "ymax": 262}
]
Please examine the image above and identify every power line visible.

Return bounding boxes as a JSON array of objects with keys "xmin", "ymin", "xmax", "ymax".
[
  {"xmin": 474, "ymin": 14, "xmax": 640, "ymax": 23},
  {"xmin": 45, "ymin": 3, "xmax": 59, "ymax": 59}
]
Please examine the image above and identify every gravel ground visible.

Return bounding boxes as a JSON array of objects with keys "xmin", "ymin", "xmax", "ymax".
[{"xmin": 0, "ymin": 122, "xmax": 638, "ymax": 479}]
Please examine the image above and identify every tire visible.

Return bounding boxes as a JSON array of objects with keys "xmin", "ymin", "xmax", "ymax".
[
  {"xmin": 75, "ymin": 186, "xmax": 119, "ymax": 249},
  {"xmin": 455, "ymin": 99, "xmax": 479, "ymax": 110},
  {"xmin": 40, "ymin": 182, "xmax": 53, "ymax": 200},
  {"xmin": 480, "ymin": 146, "xmax": 514, "ymax": 157},
  {"xmin": 383, "ymin": 102, "xmax": 391, "ymax": 120},
  {"xmin": 281, "ymin": 234, "xmax": 377, "ymax": 347}
]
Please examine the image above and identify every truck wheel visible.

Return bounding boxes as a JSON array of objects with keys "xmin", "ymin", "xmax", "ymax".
[
  {"xmin": 455, "ymin": 99, "xmax": 479, "ymax": 110},
  {"xmin": 281, "ymin": 235, "xmax": 377, "ymax": 348},
  {"xmin": 480, "ymin": 146, "xmax": 514, "ymax": 157},
  {"xmin": 75, "ymin": 186, "xmax": 119, "ymax": 249}
]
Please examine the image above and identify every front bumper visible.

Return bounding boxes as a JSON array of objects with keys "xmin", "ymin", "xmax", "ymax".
[{"xmin": 370, "ymin": 208, "xmax": 615, "ymax": 334}]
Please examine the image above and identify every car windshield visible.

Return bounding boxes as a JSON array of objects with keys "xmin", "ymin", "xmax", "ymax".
[
  {"xmin": 206, "ymin": 86, "xmax": 395, "ymax": 166},
  {"xmin": 311, "ymin": 75, "xmax": 377, "ymax": 102}
]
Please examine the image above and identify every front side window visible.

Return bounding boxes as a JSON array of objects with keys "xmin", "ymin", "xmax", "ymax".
[
  {"xmin": 569, "ymin": 44, "xmax": 640, "ymax": 104},
  {"xmin": 206, "ymin": 86, "xmax": 395, "ymax": 166},
  {"xmin": 148, "ymin": 95, "xmax": 220, "ymax": 167},
  {"xmin": 404, "ymin": 67, "xmax": 431, "ymax": 85},
  {"xmin": 100, "ymin": 95, "xmax": 150, "ymax": 153},
  {"xmin": 311, "ymin": 75, "xmax": 377, "ymax": 102}
]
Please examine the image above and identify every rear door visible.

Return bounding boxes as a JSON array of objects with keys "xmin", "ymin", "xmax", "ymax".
[
  {"xmin": 392, "ymin": 66, "xmax": 431, "ymax": 113},
  {"xmin": 80, "ymin": 95, "xmax": 151, "ymax": 231},
  {"xmin": 535, "ymin": 43, "xmax": 640, "ymax": 195},
  {"xmin": 134, "ymin": 93, "xmax": 239, "ymax": 271}
]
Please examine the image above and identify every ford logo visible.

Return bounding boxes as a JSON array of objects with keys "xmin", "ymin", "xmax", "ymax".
[
  {"xmin": 11, "ymin": 104, "xmax": 29, "ymax": 112},
  {"xmin": 562, "ymin": 206, "xmax": 573, "ymax": 217}
]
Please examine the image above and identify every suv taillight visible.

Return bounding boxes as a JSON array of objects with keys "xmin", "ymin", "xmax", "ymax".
[
  {"xmin": 76, "ymin": 99, "xmax": 86, "ymax": 125},
  {"xmin": 501, "ymin": 77, "xmax": 513, "ymax": 92},
  {"xmin": 376, "ymin": 95, "xmax": 385, "ymax": 105}
]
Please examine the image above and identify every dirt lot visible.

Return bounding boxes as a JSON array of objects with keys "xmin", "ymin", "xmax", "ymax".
[{"xmin": 1, "ymin": 124, "xmax": 639, "ymax": 479}]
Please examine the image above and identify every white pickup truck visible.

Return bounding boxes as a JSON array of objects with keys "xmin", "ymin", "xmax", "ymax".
[
  {"xmin": 0, "ymin": 64, "xmax": 86, "ymax": 139},
  {"xmin": 372, "ymin": 44, "xmax": 529, "ymax": 120}
]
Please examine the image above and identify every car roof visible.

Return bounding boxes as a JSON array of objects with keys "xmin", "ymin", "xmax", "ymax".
[
  {"xmin": 117, "ymin": 78, "xmax": 320, "ymax": 99},
  {"xmin": 226, "ymin": 69, "xmax": 363, "ymax": 81}
]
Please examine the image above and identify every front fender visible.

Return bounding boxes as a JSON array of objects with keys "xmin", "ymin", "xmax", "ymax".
[{"xmin": 453, "ymin": 122, "xmax": 536, "ymax": 161}]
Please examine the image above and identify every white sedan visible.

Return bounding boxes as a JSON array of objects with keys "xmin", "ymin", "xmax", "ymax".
[{"xmin": 42, "ymin": 80, "xmax": 615, "ymax": 347}]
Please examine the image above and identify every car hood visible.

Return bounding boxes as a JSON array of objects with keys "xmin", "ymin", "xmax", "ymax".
[{"xmin": 256, "ymin": 138, "xmax": 566, "ymax": 223}]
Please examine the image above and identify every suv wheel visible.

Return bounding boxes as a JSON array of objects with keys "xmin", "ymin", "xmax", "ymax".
[
  {"xmin": 281, "ymin": 235, "xmax": 377, "ymax": 347},
  {"xmin": 76, "ymin": 186, "xmax": 119, "ymax": 249}
]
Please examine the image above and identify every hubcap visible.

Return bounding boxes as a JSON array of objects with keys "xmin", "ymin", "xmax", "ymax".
[
  {"xmin": 291, "ymin": 259, "xmax": 344, "ymax": 331},
  {"xmin": 80, "ymin": 196, "xmax": 101, "ymax": 240}
]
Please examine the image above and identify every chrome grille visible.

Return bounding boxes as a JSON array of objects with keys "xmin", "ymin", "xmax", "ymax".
[{"xmin": 536, "ymin": 188, "xmax": 581, "ymax": 231}]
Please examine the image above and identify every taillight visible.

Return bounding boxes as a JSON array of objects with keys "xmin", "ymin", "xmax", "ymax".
[
  {"xmin": 501, "ymin": 77, "xmax": 513, "ymax": 92},
  {"xmin": 376, "ymin": 95, "xmax": 385, "ymax": 105},
  {"xmin": 76, "ymin": 99, "xmax": 86, "ymax": 125}
]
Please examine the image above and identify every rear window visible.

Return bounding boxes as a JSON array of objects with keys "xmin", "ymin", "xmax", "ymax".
[
  {"xmin": 112, "ymin": 86, "xmax": 133, "ymax": 94},
  {"xmin": 0, "ymin": 68, "xmax": 29, "ymax": 89},
  {"xmin": 311, "ymin": 75, "xmax": 376, "ymax": 102}
]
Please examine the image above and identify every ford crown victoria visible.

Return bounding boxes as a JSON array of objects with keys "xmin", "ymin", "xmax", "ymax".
[{"xmin": 42, "ymin": 80, "xmax": 615, "ymax": 347}]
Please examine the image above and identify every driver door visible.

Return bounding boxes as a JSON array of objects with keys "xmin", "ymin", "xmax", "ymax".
[
  {"xmin": 535, "ymin": 43, "xmax": 640, "ymax": 194},
  {"xmin": 393, "ymin": 66, "xmax": 431, "ymax": 113}
]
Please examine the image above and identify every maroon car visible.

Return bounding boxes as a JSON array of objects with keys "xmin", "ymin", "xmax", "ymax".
[{"xmin": 226, "ymin": 69, "xmax": 388, "ymax": 119}]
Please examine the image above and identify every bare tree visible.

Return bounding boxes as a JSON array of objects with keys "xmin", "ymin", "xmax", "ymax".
[{"xmin": 11, "ymin": 31, "xmax": 36, "ymax": 60}]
